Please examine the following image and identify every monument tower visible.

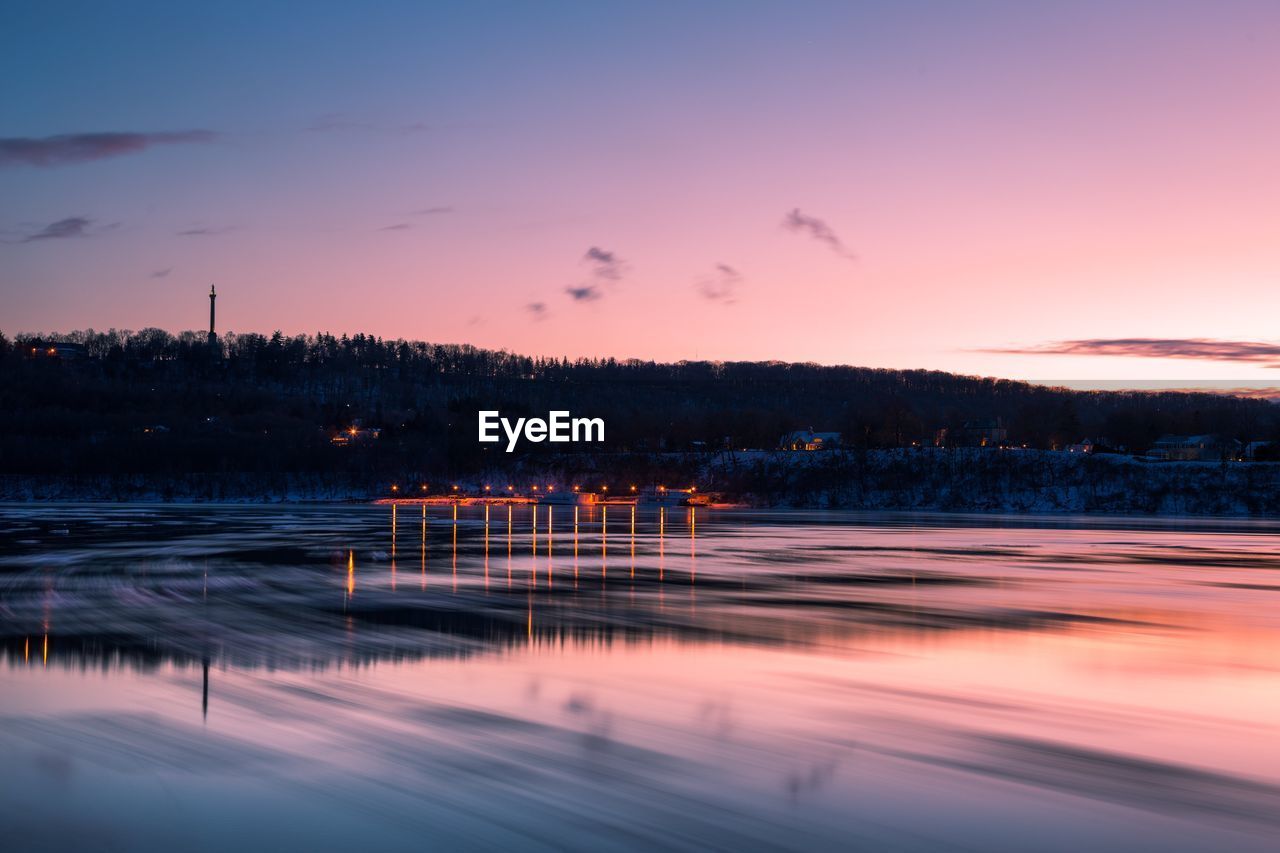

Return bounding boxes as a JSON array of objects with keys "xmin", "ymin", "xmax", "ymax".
[{"xmin": 208, "ymin": 285, "xmax": 217, "ymax": 346}]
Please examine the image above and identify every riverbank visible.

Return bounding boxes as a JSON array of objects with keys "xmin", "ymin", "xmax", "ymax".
[{"xmin": 3, "ymin": 449, "xmax": 1279, "ymax": 515}]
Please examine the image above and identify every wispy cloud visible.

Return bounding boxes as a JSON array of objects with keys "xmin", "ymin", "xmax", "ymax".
[
  {"xmin": 379, "ymin": 207, "xmax": 454, "ymax": 231},
  {"xmin": 525, "ymin": 302, "xmax": 548, "ymax": 320},
  {"xmin": 984, "ymin": 338, "xmax": 1280, "ymax": 367},
  {"xmin": 176, "ymin": 226, "xmax": 233, "ymax": 237},
  {"xmin": 306, "ymin": 114, "xmax": 428, "ymax": 135},
  {"xmin": 1140, "ymin": 386, "xmax": 1280, "ymax": 401},
  {"xmin": 22, "ymin": 216, "xmax": 94, "ymax": 242},
  {"xmin": 782, "ymin": 208, "xmax": 857, "ymax": 260},
  {"xmin": 584, "ymin": 246, "xmax": 625, "ymax": 280},
  {"xmin": 565, "ymin": 285, "xmax": 603, "ymax": 302},
  {"xmin": 151, "ymin": 268, "xmax": 172, "ymax": 279},
  {"xmin": 565, "ymin": 246, "xmax": 626, "ymax": 302},
  {"xmin": 0, "ymin": 131, "xmax": 216, "ymax": 168},
  {"xmin": 697, "ymin": 263, "xmax": 743, "ymax": 304}
]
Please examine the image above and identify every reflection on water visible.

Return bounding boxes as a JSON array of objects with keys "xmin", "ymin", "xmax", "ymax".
[{"xmin": 2, "ymin": 504, "xmax": 1280, "ymax": 851}]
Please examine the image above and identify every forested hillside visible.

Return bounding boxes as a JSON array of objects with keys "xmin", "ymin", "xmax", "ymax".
[{"xmin": 3, "ymin": 328, "xmax": 1277, "ymax": 496}]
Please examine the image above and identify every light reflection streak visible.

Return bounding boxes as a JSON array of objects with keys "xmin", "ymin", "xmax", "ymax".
[
  {"xmin": 659, "ymin": 506, "xmax": 665, "ymax": 580},
  {"xmin": 691, "ymin": 508, "xmax": 698, "ymax": 611}
]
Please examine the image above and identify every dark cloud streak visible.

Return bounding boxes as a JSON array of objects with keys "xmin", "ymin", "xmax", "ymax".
[
  {"xmin": 176, "ymin": 226, "xmax": 232, "ymax": 237},
  {"xmin": 697, "ymin": 264, "xmax": 743, "ymax": 304},
  {"xmin": 782, "ymin": 208, "xmax": 857, "ymax": 260},
  {"xmin": 985, "ymin": 338, "xmax": 1280, "ymax": 367},
  {"xmin": 584, "ymin": 246, "xmax": 624, "ymax": 280},
  {"xmin": 563, "ymin": 246, "xmax": 626, "ymax": 303},
  {"xmin": 0, "ymin": 131, "xmax": 217, "ymax": 168},
  {"xmin": 22, "ymin": 217, "xmax": 93, "ymax": 242},
  {"xmin": 564, "ymin": 285, "xmax": 602, "ymax": 302}
]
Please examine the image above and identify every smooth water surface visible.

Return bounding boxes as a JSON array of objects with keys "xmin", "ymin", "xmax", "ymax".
[{"xmin": 1, "ymin": 504, "xmax": 1278, "ymax": 851}]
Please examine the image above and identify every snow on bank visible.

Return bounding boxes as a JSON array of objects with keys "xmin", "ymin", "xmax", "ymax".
[{"xmin": 3, "ymin": 449, "xmax": 1279, "ymax": 516}]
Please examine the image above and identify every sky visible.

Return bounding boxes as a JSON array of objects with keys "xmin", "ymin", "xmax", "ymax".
[{"xmin": 3, "ymin": 0, "xmax": 1280, "ymax": 381}]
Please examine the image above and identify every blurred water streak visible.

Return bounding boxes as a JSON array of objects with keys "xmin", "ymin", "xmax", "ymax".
[{"xmin": 1, "ymin": 504, "xmax": 1278, "ymax": 851}]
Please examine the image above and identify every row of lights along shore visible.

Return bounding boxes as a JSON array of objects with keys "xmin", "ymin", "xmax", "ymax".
[{"xmin": 386, "ymin": 484, "xmax": 696, "ymax": 495}]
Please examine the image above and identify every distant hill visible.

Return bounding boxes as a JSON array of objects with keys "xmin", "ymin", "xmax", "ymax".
[{"xmin": 2, "ymin": 328, "xmax": 1277, "ymax": 494}]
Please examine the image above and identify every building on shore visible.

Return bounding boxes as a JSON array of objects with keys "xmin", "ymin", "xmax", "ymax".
[
  {"xmin": 957, "ymin": 419, "xmax": 1007, "ymax": 448},
  {"xmin": 1146, "ymin": 434, "xmax": 1239, "ymax": 462},
  {"xmin": 1245, "ymin": 440, "xmax": 1275, "ymax": 460},
  {"xmin": 24, "ymin": 340, "xmax": 88, "ymax": 360},
  {"xmin": 780, "ymin": 429, "xmax": 842, "ymax": 451}
]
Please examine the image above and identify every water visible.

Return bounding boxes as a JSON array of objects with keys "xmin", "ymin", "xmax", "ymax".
[{"xmin": 1, "ymin": 503, "xmax": 1278, "ymax": 852}]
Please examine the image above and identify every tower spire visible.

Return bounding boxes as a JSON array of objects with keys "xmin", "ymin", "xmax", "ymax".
[{"xmin": 208, "ymin": 285, "xmax": 218, "ymax": 348}]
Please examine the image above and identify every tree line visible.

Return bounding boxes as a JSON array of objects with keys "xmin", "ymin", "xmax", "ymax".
[{"xmin": 2, "ymin": 327, "xmax": 1277, "ymax": 489}]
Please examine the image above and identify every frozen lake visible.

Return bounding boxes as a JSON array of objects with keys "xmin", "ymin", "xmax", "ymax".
[{"xmin": 2, "ymin": 503, "xmax": 1279, "ymax": 851}]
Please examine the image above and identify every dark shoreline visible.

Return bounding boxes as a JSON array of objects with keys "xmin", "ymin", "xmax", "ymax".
[{"xmin": 5, "ymin": 449, "xmax": 1280, "ymax": 516}]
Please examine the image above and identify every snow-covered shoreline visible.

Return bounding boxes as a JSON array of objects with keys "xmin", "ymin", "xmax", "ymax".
[{"xmin": 4, "ymin": 449, "xmax": 1280, "ymax": 516}]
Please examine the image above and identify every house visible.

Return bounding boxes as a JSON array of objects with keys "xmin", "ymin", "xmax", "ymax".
[
  {"xmin": 958, "ymin": 419, "xmax": 1007, "ymax": 447},
  {"xmin": 25, "ymin": 340, "xmax": 88, "ymax": 360},
  {"xmin": 1066, "ymin": 438, "xmax": 1095, "ymax": 454},
  {"xmin": 1147, "ymin": 435, "xmax": 1239, "ymax": 462},
  {"xmin": 1244, "ymin": 440, "xmax": 1275, "ymax": 461},
  {"xmin": 780, "ymin": 428, "xmax": 842, "ymax": 451}
]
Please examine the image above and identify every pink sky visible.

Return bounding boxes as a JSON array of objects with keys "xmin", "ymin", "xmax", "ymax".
[{"xmin": 4, "ymin": 2, "xmax": 1280, "ymax": 380}]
